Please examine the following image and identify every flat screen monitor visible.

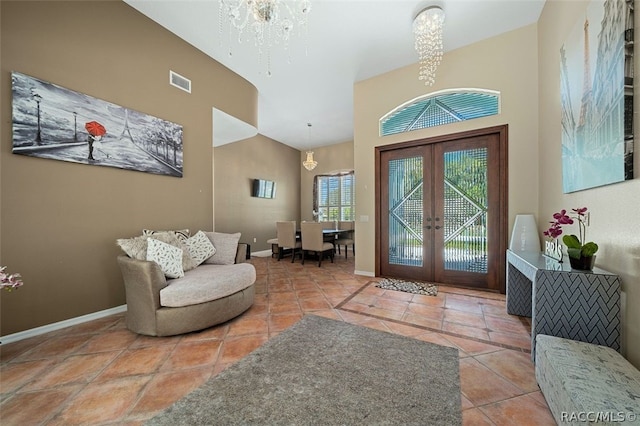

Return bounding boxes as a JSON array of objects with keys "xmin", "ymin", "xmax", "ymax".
[{"xmin": 252, "ymin": 179, "xmax": 276, "ymax": 199}]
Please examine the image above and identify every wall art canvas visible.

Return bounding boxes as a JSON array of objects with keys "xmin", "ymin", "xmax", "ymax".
[
  {"xmin": 560, "ymin": 0, "xmax": 634, "ymax": 193},
  {"xmin": 12, "ymin": 71, "xmax": 183, "ymax": 177}
]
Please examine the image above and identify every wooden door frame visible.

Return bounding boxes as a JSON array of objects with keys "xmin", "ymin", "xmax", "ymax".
[{"xmin": 375, "ymin": 124, "xmax": 509, "ymax": 293}]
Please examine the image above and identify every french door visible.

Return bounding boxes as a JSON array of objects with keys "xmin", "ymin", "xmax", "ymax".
[{"xmin": 376, "ymin": 126, "xmax": 507, "ymax": 292}]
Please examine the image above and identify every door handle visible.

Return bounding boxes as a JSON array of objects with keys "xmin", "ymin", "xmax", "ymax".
[{"xmin": 435, "ymin": 225, "xmax": 442, "ymax": 230}]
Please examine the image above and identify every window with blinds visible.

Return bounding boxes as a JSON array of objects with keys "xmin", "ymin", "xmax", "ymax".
[
  {"xmin": 380, "ymin": 89, "xmax": 500, "ymax": 136},
  {"xmin": 314, "ymin": 172, "xmax": 355, "ymax": 221}
]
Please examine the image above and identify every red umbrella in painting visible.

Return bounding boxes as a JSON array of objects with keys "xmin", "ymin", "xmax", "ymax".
[{"xmin": 85, "ymin": 121, "xmax": 106, "ymax": 137}]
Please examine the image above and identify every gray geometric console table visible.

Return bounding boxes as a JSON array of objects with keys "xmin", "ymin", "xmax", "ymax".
[{"xmin": 506, "ymin": 249, "xmax": 621, "ymax": 360}]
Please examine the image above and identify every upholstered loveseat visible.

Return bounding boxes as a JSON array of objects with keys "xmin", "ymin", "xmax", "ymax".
[{"xmin": 117, "ymin": 230, "xmax": 256, "ymax": 336}]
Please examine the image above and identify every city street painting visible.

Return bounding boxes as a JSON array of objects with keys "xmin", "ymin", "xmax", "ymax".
[
  {"xmin": 559, "ymin": 0, "xmax": 634, "ymax": 193},
  {"xmin": 11, "ymin": 71, "xmax": 183, "ymax": 177}
]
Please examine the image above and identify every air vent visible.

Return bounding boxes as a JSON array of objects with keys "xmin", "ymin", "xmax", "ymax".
[{"xmin": 169, "ymin": 70, "xmax": 191, "ymax": 93}]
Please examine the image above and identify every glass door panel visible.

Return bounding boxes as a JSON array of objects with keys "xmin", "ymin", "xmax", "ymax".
[
  {"xmin": 442, "ymin": 148, "xmax": 488, "ymax": 273},
  {"xmin": 388, "ymin": 156, "xmax": 424, "ymax": 267}
]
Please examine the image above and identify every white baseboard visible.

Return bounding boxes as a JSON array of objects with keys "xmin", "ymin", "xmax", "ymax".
[
  {"xmin": 354, "ymin": 270, "xmax": 375, "ymax": 277},
  {"xmin": 251, "ymin": 249, "xmax": 274, "ymax": 258},
  {"xmin": 0, "ymin": 305, "xmax": 127, "ymax": 345}
]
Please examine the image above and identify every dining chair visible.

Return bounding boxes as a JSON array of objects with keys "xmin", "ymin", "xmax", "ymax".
[
  {"xmin": 276, "ymin": 221, "xmax": 301, "ymax": 262},
  {"xmin": 266, "ymin": 237, "xmax": 279, "ymax": 258},
  {"xmin": 301, "ymin": 222, "xmax": 335, "ymax": 267},
  {"xmin": 321, "ymin": 221, "xmax": 336, "ymax": 230},
  {"xmin": 335, "ymin": 221, "xmax": 355, "ymax": 258},
  {"xmin": 320, "ymin": 220, "xmax": 340, "ymax": 246}
]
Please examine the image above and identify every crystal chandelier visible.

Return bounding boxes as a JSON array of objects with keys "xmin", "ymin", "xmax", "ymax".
[
  {"xmin": 218, "ymin": 0, "xmax": 312, "ymax": 76},
  {"xmin": 303, "ymin": 151, "xmax": 317, "ymax": 171},
  {"xmin": 303, "ymin": 123, "xmax": 317, "ymax": 171},
  {"xmin": 413, "ymin": 6, "xmax": 445, "ymax": 86}
]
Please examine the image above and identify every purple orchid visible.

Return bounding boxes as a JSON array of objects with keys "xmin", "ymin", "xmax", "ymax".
[
  {"xmin": 0, "ymin": 266, "xmax": 24, "ymax": 292},
  {"xmin": 544, "ymin": 209, "xmax": 574, "ymax": 239}
]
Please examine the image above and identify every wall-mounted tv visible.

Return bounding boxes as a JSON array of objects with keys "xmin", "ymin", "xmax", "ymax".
[{"xmin": 252, "ymin": 179, "xmax": 276, "ymax": 199}]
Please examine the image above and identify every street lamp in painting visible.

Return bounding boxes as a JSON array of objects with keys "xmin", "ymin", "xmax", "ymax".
[
  {"xmin": 73, "ymin": 112, "xmax": 78, "ymax": 141},
  {"xmin": 33, "ymin": 92, "xmax": 42, "ymax": 145}
]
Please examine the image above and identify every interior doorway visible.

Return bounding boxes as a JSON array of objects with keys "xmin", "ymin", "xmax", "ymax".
[{"xmin": 375, "ymin": 125, "xmax": 508, "ymax": 293}]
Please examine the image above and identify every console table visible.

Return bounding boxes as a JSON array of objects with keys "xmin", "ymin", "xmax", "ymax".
[{"xmin": 506, "ymin": 250, "xmax": 621, "ymax": 360}]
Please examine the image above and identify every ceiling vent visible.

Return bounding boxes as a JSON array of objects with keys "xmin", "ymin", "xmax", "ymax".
[{"xmin": 169, "ymin": 70, "xmax": 191, "ymax": 93}]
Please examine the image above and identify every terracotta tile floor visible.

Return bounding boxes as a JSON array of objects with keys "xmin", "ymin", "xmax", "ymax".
[{"xmin": 0, "ymin": 254, "xmax": 555, "ymax": 425}]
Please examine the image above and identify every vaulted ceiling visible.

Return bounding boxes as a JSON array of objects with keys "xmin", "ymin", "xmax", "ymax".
[{"xmin": 125, "ymin": 0, "xmax": 545, "ymax": 150}]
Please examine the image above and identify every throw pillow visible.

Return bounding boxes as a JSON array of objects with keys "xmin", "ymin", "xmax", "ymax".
[
  {"xmin": 117, "ymin": 232, "xmax": 196, "ymax": 271},
  {"xmin": 203, "ymin": 232, "xmax": 241, "ymax": 265},
  {"xmin": 185, "ymin": 230, "xmax": 216, "ymax": 267},
  {"xmin": 142, "ymin": 228, "xmax": 190, "ymax": 242},
  {"xmin": 116, "ymin": 235, "xmax": 149, "ymax": 260},
  {"xmin": 146, "ymin": 238, "xmax": 184, "ymax": 278},
  {"xmin": 144, "ymin": 231, "xmax": 196, "ymax": 272}
]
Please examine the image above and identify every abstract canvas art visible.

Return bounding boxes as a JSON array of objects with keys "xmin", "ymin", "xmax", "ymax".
[
  {"xmin": 12, "ymin": 72, "xmax": 183, "ymax": 177},
  {"xmin": 560, "ymin": 0, "xmax": 634, "ymax": 193}
]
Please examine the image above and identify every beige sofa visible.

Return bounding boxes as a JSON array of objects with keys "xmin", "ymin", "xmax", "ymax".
[{"xmin": 117, "ymin": 231, "xmax": 256, "ymax": 336}]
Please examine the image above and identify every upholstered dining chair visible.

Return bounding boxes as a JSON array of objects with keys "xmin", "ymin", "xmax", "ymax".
[
  {"xmin": 266, "ymin": 237, "xmax": 279, "ymax": 258},
  {"xmin": 320, "ymin": 220, "xmax": 338, "ymax": 244},
  {"xmin": 301, "ymin": 222, "xmax": 335, "ymax": 267},
  {"xmin": 335, "ymin": 221, "xmax": 355, "ymax": 258},
  {"xmin": 321, "ymin": 221, "xmax": 336, "ymax": 230},
  {"xmin": 276, "ymin": 221, "xmax": 301, "ymax": 262}
]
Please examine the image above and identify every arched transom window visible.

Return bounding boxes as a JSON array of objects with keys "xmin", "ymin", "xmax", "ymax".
[{"xmin": 380, "ymin": 89, "xmax": 500, "ymax": 136}]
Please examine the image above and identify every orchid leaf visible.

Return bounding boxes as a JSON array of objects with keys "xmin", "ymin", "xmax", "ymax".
[
  {"xmin": 562, "ymin": 234, "xmax": 581, "ymax": 249},
  {"xmin": 581, "ymin": 242, "xmax": 598, "ymax": 257},
  {"xmin": 567, "ymin": 247, "xmax": 582, "ymax": 259}
]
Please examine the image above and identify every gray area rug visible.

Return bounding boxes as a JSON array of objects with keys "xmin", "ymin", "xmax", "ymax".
[
  {"xmin": 147, "ymin": 315, "xmax": 461, "ymax": 425},
  {"xmin": 375, "ymin": 277, "xmax": 439, "ymax": 296}
]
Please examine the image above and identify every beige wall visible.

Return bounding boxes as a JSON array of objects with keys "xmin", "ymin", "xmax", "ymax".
[
  {"xmin": 353, "ymin": 24, "xmax": 539, "ymax": 276},
  {"xmin": 300, "ymin": 141, "xmax": 354, "ymax": 222},
  {"xmin": 214, "ymin": 135, "xmax": 301, "ymax": 252},
  {"xmin": 538, "ymin": 0, "xmax": 640, "ymax": 367},
  {"xmin": 0, "ymin": 1, "xmax": 257, "ymax": 335}
]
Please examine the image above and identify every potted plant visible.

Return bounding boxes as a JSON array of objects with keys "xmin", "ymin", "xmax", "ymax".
[
  {"xmin": 544, "ymin": 207, "xmax": 598, "ymax": 270},
  {"xmin": 562, "ymin": 207, "xmax": 598, "ymax": 270}
]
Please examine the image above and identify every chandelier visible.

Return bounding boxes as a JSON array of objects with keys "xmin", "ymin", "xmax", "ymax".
[
  {"xmin": 303, "ymin": 123, "xmax": 317, "ymax": 171},
  {"xmin": 218, "ymin": 0, "xmax": 312, "ymax": 76},
  {"xmin": 303, "ymin": 151, "xmax": 317, "ymax": 171},
  {"xmin": 413, "ymin": 6, "xmax": 445, "ymax": 86}
]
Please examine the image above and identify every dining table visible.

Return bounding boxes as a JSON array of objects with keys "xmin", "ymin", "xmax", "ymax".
[
  {"xmin": 295, "ymin": 228, "xmax": 350, "ymax": 236},
  {"xmin": 321, "ymin": 228, "xmax": 350, "ymax": 236},
  {"xmin": 295, "ymin": 228, "xmax": 350, "ymax": 250}
]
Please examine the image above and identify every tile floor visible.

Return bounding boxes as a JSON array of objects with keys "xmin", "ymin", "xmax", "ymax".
[{"xmin": 0, "ymin": 253, "xmax": 555, "ymax": 425}]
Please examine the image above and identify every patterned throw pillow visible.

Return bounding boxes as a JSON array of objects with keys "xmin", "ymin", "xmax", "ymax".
[
  {"xmin": 146, "ymin": 238, "xmax": 184, "ymax": 278},
  {"xmin": 117, "ymin": 232, "xmax": 196, "ymax": 271},
  {"xmin": 185, "ymin": 230, "xmax": 216, "ymax": 266},
  {"xmin": 142, "ymin": 228, "xmax": 190, "ymax": 242},
  {"xmin": 203, "ymin": 232, "xmax": 241, "ymax": 265},
  {"xmin": 150, "ymin": 232, "xmax": 196, "ymax": 271}
]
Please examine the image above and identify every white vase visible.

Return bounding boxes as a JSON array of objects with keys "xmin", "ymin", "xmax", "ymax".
[{"xmin": 509, "ymin": 214, "xmax": 541, "ymax": 252}]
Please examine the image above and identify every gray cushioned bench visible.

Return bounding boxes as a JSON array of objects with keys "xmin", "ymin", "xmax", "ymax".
[{"xmin": 535, "ymin": 334, "xmax": 640, "ymax": 425}]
